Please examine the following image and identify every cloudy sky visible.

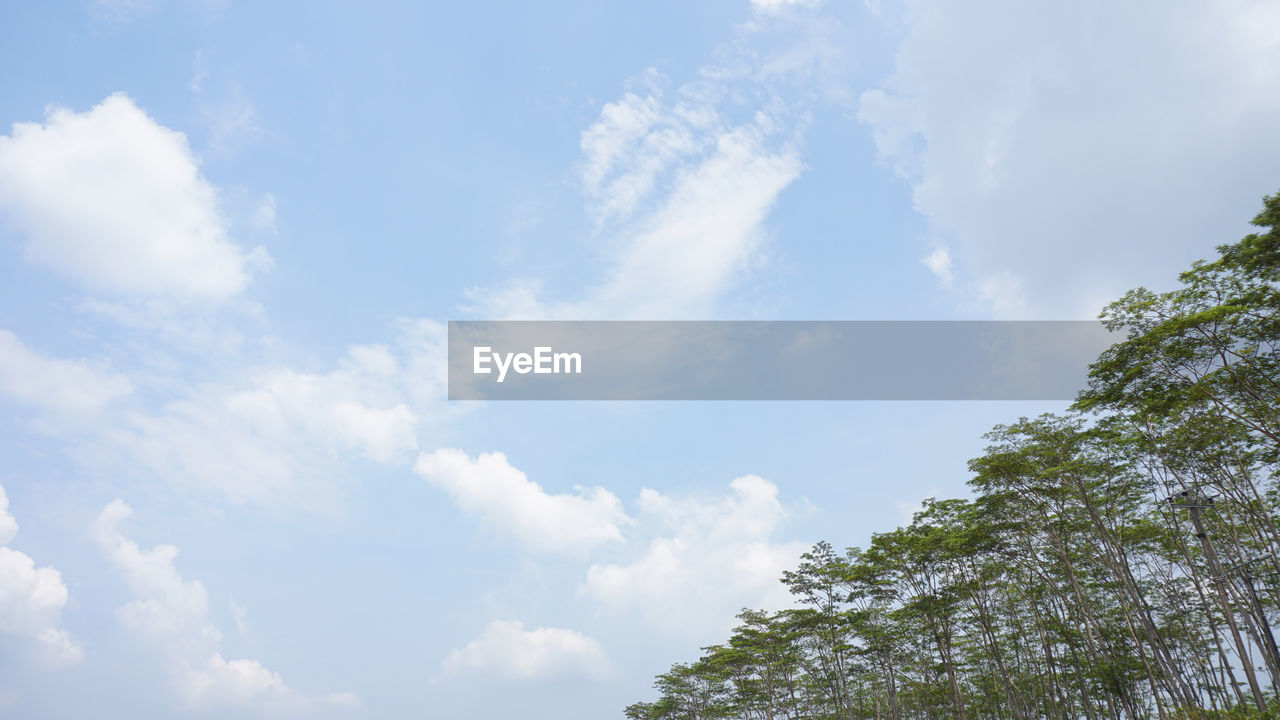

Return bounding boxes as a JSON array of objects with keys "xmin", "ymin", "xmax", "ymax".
[{"xmin": 1, "ymin": 1, "xmax": 1278, "ymax": 717}]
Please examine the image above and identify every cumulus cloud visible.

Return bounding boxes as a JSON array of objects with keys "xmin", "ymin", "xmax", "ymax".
[
  {"xmin": 414, "ymin": 449, "xmax": 630, "ymax": 554},
  {"xmin": 93, "ymin": 501, "xmax": 219, "ymax": 651},
  {"xmin": 414, "ymin": 453, "xmax": 807, "ymax": 636},
  {"xmin": 93, "ymin": 499, "xmax": 356, "ymax": 710},
  {"xmin": 0, "ymin": 329, "xmax": 133, "ymax": 417},
  {"xmin": 441, "ymin": 620, "xmax": 609, "ymax": 680},
  {"xmin": 858, "ymin": 0, "xmax": 1280, "ymax": 317},
  {"xmin": 0, "ymin": 484, "xmax": 83, "ymax": 668},
  {"xmin": 582, "ymin": 475, "xmax": 807, "ymax": 636},
  {"xmin": 0, "ymin": 93, "xmax": 269, "ymax": 301}
]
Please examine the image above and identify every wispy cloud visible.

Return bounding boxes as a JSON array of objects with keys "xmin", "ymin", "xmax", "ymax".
[
  {"xmin": 466, "ymin": 13, "xmax": 845, "ymax": 321},
  {"xmin": 583, "ymin": 475, "xmax": 807, "ymax": 637},
  {"xmin": 0, "ymin": 330, "xmax": 133, "ymax": 418}
]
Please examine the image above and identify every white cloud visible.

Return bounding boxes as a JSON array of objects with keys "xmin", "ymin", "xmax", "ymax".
[
  {"xmin": 90, "ymin": 0, "xmax": 160, "ymax": 21},
  {"xmin": 203, "ymin": 95, "xmax": 261, "ymax": 157},
  {"xmin": 93, "ymin": 499, "xmax": 356, "ymax": 710},
  {"xmin": 472, "ymin": 51, "xmax": 805, "ymax": 321},
  {"xmin": 77, "ymin": 296, "xmax": 255, "ymax": 359},
  {"xmin": 441, "ymin": 620, "xmax": 609, "ymax": 680},
  {"xmin": 109, "ymin": 396, "xmax": 312, "ymax": 507},
  {"xmin": 324, "ymin": 692, "xmax": 362, "ymax": 709},
  {"xmin": 579, "ymin": 117, "xmax": 803, "ymax": 319},
  {"xmin": 582, "ymin": 475, "xmax": 807, "ymax": 636},
  {"xmin": 0, "ymin": 552, "xmax": 83, "ymax": 667},
  {"xmin": 223, "ymin": 348, "xmax": 420, "ymax": 464},
  {"xmin": 93, "ymin": 501, "xmax": 222, "ymax": 654},
  {"xmin": 188, "ymin": 49, "xmax": 264, "ymax": 157},
  {"xmin": 250, "ymin": 194, "xmax": 277, "ymax": 233},
  {"xmin": 468, "ymin": 16, "xmax": 854, "ymax": 321},
  {"xmin": 413, "ymin": 453, "xmax": 807, "ymax": 635},
  {"xmin": 394, "ymin": 317, "xmax": 453, "ymax": 411},
  {"xmin": 98, "ymin": 320, "xmax": 445, "ymax": 506},
  {"xmin": 230, "ymin": 600, "xmax": 249, "ymax": 638},
  {"xmin": 920, "ymin": 245, "xmax": 953, "ymax": 288},
  {"xmin": 0, "ymin": 484, "xmax": 82, "ymax": 668},
  {"xmin": 414, "ymin": 449, "xmax": 630, "ymax": 554},
  {"xmin": 0, "ymin": 330, "xmax": 133, "ymax": 417},
  {"xmin": 0, "ymin": 485, "xmax": 17, "ymax": 545},
  {"xmin": 750, "ymin": 0, "xmax": 823, "ymax": 12},
  {"xmin": 33, "ymin": 627, "xmax": 83, "ymax": 667},
  {"xmin": 2, "ymin": 318, "xmax": 446, "ymax": 509},
  {"xmin": 180, "ymin": 653, "xmax": 285, "ymax": 707},
  {"xmin": 858, "ymin": 0, "xmax": 1280, "ymax": 317},
  {"xmin": 579, "ymin": 81, "xmax": 698, "ymax": 227},
  {"xmin": 0, "ymin": 93, "xmax": 270, "ymax": 301}
]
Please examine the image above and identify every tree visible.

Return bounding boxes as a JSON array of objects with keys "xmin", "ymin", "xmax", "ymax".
[{"xmin": 626, "ymin": 190, "xmax": 1280, "ymax": 720}]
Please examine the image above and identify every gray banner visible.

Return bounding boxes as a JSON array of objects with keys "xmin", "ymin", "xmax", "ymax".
[{"xmin": 447, "ymin": 321, "xmax": 1115, "ymax": 401}]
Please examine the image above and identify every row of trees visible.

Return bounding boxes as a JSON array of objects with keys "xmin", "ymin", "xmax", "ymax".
[{"xmin": 625, "ymin": 191, "xmax": 1280, "ymax": 720}]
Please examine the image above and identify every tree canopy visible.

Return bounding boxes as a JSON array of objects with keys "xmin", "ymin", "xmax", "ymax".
[{"xmin": 625, "ymin": 190, "xmax": 1280, "ymax": 720}]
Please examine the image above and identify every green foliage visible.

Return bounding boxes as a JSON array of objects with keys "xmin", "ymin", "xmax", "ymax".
[{"xmin": 626, "ymin": 191, "xmax": 1280, "ymax": 719}]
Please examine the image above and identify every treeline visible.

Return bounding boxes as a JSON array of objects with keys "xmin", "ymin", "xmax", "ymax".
[{"xmin": 625, "ymin": 192, "xmax": 1280, "ymax": 720}]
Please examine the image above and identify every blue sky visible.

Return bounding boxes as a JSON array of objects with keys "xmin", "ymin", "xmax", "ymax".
[{"xmin": 1, "ymin": 1, "xmax": 1279, "ymax": 717}]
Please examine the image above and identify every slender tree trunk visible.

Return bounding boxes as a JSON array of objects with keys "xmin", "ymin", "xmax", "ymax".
[{"xmin": 1188, "ymin": 504, "xmax": 1268, "ymax": 713}]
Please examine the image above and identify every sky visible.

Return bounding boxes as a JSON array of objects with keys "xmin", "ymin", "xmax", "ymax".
[{"xmin": 1, "ymin": 0, "xmax": 1278, "ymax": 717}]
